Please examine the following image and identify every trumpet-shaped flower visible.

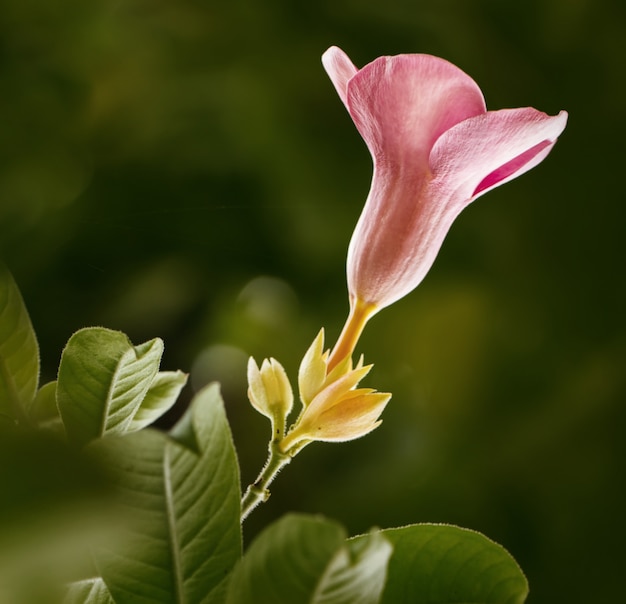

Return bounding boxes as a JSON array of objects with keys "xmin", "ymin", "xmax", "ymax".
[{"xmin": 323, "ymin": 46, "xmax": 568, "ymax": 368}]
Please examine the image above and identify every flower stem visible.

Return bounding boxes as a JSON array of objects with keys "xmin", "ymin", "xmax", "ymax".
[
  {"xmin": 327, "ymin": 298, "xmax": 376, "ymax": 372},
  {"xmin": 240, "ymin": 439, "xmax": 292, "ymax": 522}
]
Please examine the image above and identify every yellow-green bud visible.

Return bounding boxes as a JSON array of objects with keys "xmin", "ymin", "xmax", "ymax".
[{"xmin": 247, "ymin": 357, "xmax": 293, "ymax": 427}]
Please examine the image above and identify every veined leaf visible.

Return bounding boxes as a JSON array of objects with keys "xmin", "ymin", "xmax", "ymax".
[
  {"xmin": 128, "ymin": 370, "xmax": 188, "ymax": 432},
  {"xmin": 91, "ymin": 383, "xmax": 241, "ymax": 604},
  {"xmin": 315, "ymin": 531, "xmax": 392, "ymax": 604},
  {"xmin": 367, "ymin": 523, "xmax": 528, "ymax": 604},
  {"xmin": 64, "ymin": 578, "xmax": 114, "ymax": 604},
  {"xmin": 57, "ymin": 327, "xmax": 163, "ymax": 447},
  {"xmin": 226, "ymin": 514, "xmax": 392, "ymax": 604},
  {"xmin": 0, "ymin": 264, "xmax": 39, "ymax": 422}
]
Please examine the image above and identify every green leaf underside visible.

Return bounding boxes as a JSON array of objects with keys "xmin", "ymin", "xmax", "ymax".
[
  {"xmin": 128, "ymin": 370, "xmax": 188, "ymax": 432},
  {"xmin": 64, "ymin": 578, "xmax": 115, "ymax": 604},
  {"xmin": 91, "ymin": 384, "xmax": 241, "ymax": 604},
  {"xmin": 226, "ymin": 514, "xmax": 391, "ymax": 604},
  {"xmin": 315, "ymin": 531, "xmax": 392, "ymax": 604},
  {"xmin": 0, "ymin": 264, "xmax": 39, "ymax": 421},
  {"xmin": 57, "ymin": 327, "xmax": 163, "ymax": 447},
  {"xmin": 369, "ymin": 523, "xmax": 529, "ymax": 604}
]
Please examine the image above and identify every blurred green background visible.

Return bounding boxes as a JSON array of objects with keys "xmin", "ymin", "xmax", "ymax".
[{"xmin": 1, "ymin": 0, "xmax": 624, "ymax": 602}]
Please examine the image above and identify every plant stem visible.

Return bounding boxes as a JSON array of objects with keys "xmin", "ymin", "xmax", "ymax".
[
  {"xmin": 327, "ymin": 298, "xmax": 375, "ymax": 372},
  {"xmin": 241, "ymin": 439, "xmax": 293, "ymax": 522}
]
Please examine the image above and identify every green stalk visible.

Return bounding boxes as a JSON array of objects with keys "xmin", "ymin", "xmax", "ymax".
[{"xmin": 240, "ymin": 439, "xmax": 292, "ymax": 522}]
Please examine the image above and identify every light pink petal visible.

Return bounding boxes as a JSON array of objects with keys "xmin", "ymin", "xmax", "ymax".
[
  {"xmin": 430, "ymin": 108, "xmax": 568, "ymax": 202},
  {"xmin": 322, "ymin": 46, "xmax": 358, "ymax": 109},
  {"xmin": 347, "ymin": 175, "xmax": 458, "ymax": 310},
  {"xmin": 346, "ymin": 53, "xmax": 486, "ymax": 165}
]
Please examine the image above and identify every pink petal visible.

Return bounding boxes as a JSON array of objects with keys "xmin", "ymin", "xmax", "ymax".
[
  {"xmin": 430, "ymin": 108, "xmax": 568, "ymax": 202},
  {"xmin": 346, "ymin": 53, "xmax": 486, "ymax": 165},
  {"xmin": 322, "ymin": 46, "xmax": 358, "ymax": 109},
  {"xmin": 347, "ymin": 175, "xmax": 458, "ymax": 310}
]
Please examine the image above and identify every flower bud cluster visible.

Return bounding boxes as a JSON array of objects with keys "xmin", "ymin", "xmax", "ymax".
[{"xmin": 246, "ymin": 330, "xmax": 390, "ymax": 454}]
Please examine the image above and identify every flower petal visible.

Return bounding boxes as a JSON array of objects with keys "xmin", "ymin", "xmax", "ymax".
[
  {"xmin": 247, "ymin": 357, "xmax": 269, "ymax": 416},
  {"xmin": 346, "ymin": 167, "xmax": 458, "ymax": 310},
  {"xmin": 310, "ymin": 390, "xmax": 391, "ymax": 442},
  {"xmin": 322, "ymin": 46, "xmax": 358, "ymax": 108},
  {"xmin": 304, "ymin": 363, "xmax": 373, "ymax": 418},
  {"xmin": 298, "ymin": 329, "xmax": 327, "ymax": 405},
  {"xmin": 430, "ymin": 107, "xmax": 568, "ymax": 202},
  {"xmin": 346, "ymin": 53, "xmax": 486, "ymax": 165},
  {"xmin": 268, "ymin": 358, "xmax": 293, "ymax": 415}
]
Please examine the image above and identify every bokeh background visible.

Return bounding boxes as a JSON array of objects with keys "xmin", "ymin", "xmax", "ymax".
[{"xmin": 1, "ymin": 0, "xmax": 624, "ymax": 602}]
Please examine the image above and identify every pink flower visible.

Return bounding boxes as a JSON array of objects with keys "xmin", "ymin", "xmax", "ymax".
[{"xmin": 323, "ymin": 46, "xmax": 567, "ymax": 369}]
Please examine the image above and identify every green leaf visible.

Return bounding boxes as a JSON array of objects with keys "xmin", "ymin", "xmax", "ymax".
[
  {"xmin": 128, "ymin": 370, "xmax": 188, "ymax": 432},
  {"xmin": 316, "ymin": 531, "xmax": 392, "ymax": 604},
  {"xmin": 57, "ymin": 327, "xmax": 164, "ymax": 447},
  {"xmin": 64, "ymin": 579, "xmax": 115, "ymax": 604},
  {"xmin": 31, "ymin": 380, "xmax": 65, "ymax": 435},
  {"xmin": 0, "ymin": 264, "xmax": 39, "ymax": 422},
  {"xmin": 226, "ymin": 514, "xmax": 392, "ymax": 604},
  {"xmin": 31, "ymin": 381, "xmax": 59, "ymax": 422},
  {"xmin": 369, "ymin": 523, "xmax": 528, "ymax": 604},
  {"xmin": 168, "ymin": 396, "xmax": 199, "ymax": 453},
  {"xmin": 0, "ymin": 430, "xmax": 116, "ymax": 604},
  {"xmin": 91, "ymin": 383, "xmax": 242, "ymax": 604}
]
